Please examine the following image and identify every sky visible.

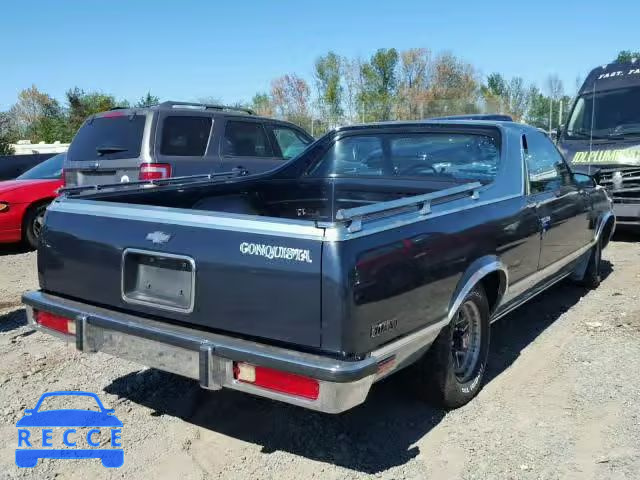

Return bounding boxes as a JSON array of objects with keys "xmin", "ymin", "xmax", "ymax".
[{"xmin": 1, "ymin": 0, "xmax": 638, "ymax": 110}]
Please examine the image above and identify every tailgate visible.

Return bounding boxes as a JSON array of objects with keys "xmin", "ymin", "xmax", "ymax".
[{"xmin": 38, "ymin": 199, "xmax": 324, "ymax": 348}]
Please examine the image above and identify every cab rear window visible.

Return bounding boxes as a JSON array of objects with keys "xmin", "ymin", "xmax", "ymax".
[{"xmin": 67, "ymin": 115, "xmax": 146, "ymax": 161}]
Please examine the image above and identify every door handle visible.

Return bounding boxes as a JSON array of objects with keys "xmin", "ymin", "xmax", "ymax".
[{"xmin": 231, "ymin": 166, "xmax": 249, "ymax": 176}]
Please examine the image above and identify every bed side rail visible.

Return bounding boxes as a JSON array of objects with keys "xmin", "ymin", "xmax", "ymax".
[{"xmin": 334, "ymin": 182, "xmax": 482, "ymax": 233}]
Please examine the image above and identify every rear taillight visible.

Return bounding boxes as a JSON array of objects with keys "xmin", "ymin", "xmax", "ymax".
[
  {"xmin": 139, "ymin": 163, "xmax": 172, "ymax": 180},
  {"xmin": 35, "ymin": 311, "xmax": 75, "ymax": 335},
  {"xmin": 233, "ymin": 362, "xmax": 320, "ymax": 400}
]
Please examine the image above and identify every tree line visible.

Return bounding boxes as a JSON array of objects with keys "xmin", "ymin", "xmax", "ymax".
[{"xmin": 1, "ymin": 48, "xmax": 637, "ymax": 155}]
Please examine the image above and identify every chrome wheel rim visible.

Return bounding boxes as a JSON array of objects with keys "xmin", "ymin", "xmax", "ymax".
[{"xmin": 451, "ymin": 300, "xmax": 482, "ymax": 382}]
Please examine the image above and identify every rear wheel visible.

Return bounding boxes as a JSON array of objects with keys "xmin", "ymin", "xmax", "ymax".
[
  {"xmin": 23, "ymin": 203, "xmax": 48, "ymax": 250},
  {"xmin": 417, "ymin": 285, "xmax": 490, "ymax": 409}
]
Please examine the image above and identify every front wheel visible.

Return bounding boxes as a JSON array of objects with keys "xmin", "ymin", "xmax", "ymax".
[
  {"xmin": 23, "ymin": 203, "xmax": 48, "ymax": 250},
  {"xmin": 578, "ymin": 238, "xmax": 602, "ymax": 289},
  {"xmin": 417, "ymin": 285, "xmax": 490, "ymax": 409}
]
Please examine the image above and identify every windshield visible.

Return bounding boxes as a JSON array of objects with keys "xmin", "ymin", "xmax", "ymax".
[
  {"xmin": 566, "ymin": 87, "xmax": 640, "ymax": 139},
  {"xmin": 308, "ymin": 132, "xmax": 500, "ymax": 183},
  {"xmin": 17, "ymin": 153, "xmax": 64, "ymax": 180},
  {"xmin": 67, "ymin": 114, "xmax": 146, "ymax": 161}
]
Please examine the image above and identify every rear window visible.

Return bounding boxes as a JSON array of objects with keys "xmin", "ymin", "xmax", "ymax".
[
  {"xmin": 160, "ymin": 116, "xmax": 212, "ymax": 156},
  {"xmin": 309, "ymin": 132, "xmax": 500, "ymax": 183},
  {"xmin": 67, "ymin": 115, "xmax": 146, "ymax": 161}
]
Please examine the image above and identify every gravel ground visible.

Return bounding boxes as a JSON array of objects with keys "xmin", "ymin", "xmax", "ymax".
[{"xmin": 1, "ymin": 237, "xmax": 639, "ymax": 479}]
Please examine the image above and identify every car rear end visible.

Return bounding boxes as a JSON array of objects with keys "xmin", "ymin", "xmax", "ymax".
[
  {"xmin": 22, "ymin": 194, "xmax": 383, "ymax": 413},
  {"xmin": 64, "ymin": 109, "xmax": 167, "ymax": 187}
]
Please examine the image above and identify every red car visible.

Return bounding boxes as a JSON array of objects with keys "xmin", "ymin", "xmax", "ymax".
[{"xmin": 0, "ymin": 153, "xmax": 65, "ymax": 249}]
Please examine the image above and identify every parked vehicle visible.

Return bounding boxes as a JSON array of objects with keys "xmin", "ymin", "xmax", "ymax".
[
  {"xmin": 0, "ymin": 153, "xmax": 58, "ymax": 181},
  {"xmin": 63, "ymin": 101, "xmax": 313, "ymax": 187},
  {"xmin": 0, "ymin": 153, "xmax": 64, "ymax": 248},
  {"xmin": 23, "ymin": 120, "xmax": 614, "ymax": 413},
  {"xmin": 557, "ymin": 61, "xmax": 640, "ymax": 226}
]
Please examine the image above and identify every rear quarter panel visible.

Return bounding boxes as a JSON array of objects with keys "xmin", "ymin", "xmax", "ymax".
[{"xmin": 321, "ymin": 196, "xmax": 536, "ymax": 356}]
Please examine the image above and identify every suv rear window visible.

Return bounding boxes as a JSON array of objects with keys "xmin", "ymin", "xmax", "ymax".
[
  {"xmin": 160, "ymin": 116, "xmax": 212, "ymax": 156},
  {"xmin": 67, "ymin": 115, "xmax": 146, "ymax": 161}
]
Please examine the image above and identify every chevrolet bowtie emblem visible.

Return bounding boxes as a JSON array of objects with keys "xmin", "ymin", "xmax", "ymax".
[{"xmin": 146, "ymin": 231, "xmax": 172, "ymax": 245}]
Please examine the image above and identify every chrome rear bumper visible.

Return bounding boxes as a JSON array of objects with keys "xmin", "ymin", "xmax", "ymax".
[{"xmin": 22, "ymin": 291, "xmax": 443, "ymax": 413}]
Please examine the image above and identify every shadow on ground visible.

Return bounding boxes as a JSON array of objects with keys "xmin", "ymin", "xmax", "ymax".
[
  {"xmin": 0, "ymin": 308, "xmax": 28, "ymax": 333},
  {"xmin": 104, "ymin": 262, "xmax": 613, "ymax": 474},
  {"xmin": 612, "ymin": 228, "xmax": 640, "ymax": 243},
  {"xmin": 0, "ymin": 244, "xmax": 31, "ymax": 257}
]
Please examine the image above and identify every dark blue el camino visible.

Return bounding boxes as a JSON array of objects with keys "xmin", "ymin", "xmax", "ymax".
[{"xmin": 23, "ymin": 120, "xmax": 615, "ymax": 413}]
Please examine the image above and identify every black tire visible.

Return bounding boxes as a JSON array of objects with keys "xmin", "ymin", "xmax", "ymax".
[
  {"xmin": 417, "ymin": 285, "xmax": 490, "ymax": 409},
  {"xmin": 578, "ymin": 238, "xmax": 602, "ymax": 289},
  {"xmin": 22, "ymin": 203, "xmax": 48, "ymax": 250}
]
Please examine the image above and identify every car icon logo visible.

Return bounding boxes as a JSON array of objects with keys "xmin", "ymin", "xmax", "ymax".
[
  {"xmin": 15, "ymin": 391, "xmax": 124, "ymax": 468},
  {"xmin": 146, "ymin": 231, "xmax": 172, "ymax": 245}
]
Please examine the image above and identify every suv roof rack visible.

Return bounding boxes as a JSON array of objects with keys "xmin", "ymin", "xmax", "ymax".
[{"xmin": 158, "ymin": 101, "xmax": 255, "ymax": 115}]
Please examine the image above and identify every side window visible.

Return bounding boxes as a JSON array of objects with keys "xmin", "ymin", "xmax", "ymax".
[
  {"xmin": 524, "ymin": 131, "xmax": 573, "ymax": 194},
  {"xmin": 271, "ymin": 126, "xmax": 312, "ymax": 159},
  {"xmin": 223, "ymin": 121, "xmax": 274, "ymax": 157},
  {"xmin": 160, "ymin": 116, "xmax": 212, "ymax": 156}
]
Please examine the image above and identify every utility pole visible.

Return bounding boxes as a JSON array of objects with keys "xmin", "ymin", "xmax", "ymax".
[{"xmin": 549, "ymin": 98, "xmax": 553, "ymax": 132}]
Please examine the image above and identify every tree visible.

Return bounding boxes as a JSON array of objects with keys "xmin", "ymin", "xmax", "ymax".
[
  {"xmin": 397, "ymin": 48, "xmax": 430, "ymax": 119},
  {"xmin": 9, "ymin": 85, "xmax": 59, "ymax": 136},
  {"xmin": 342, "ymin": 57, "xmax": 362, "ymax": 123},
  {"xmin": 27, "ymin": 100, "xmax": 69, "ymax": 143},
  {"xmin": 314, "ymin": 51, "xmax": 343, "ymax": 127},
  {"xmin": 506, "ymin": 77, "xmax": 528, "ymax": 121},
  {"xmin": 426, "ymin": 52, "xmax": 479, "ymax": 117},
  {"xmin": 270, "ymin": 74, "xmax": 312, "ymax": 130},
  {"xmin": 481, "ymin": 72, "xmax": 508, "ymax": 113},
  {"xmin": 135, "ymin": 92, "xmax": 160, "ymax": 108},
  {"xmin": 66, "ymin": 88, "xmax": 119, "ymax": 134},
  {"xmin": 358, "ymin": 48, "xmax": 399, "ymax": 121},
  {"xmin": 526, "ymin": 86, "xmax": 551, "ymax": 129},
  {"xmin": 0, "ymin": 112, "xmax": 16, "ymax": 154},
  {"xmin": 615, "ymin": 50, "xmax": 640, "ymax": 63},
  {"xmin": 250, "ymin": 93, "xmax": 273, "ymax": 116}
]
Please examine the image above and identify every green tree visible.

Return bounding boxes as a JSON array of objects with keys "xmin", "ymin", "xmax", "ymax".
[
  {"xmin": 135, "ymin": 92, "xmax": 160, "ymax": 108},
  {"xmin": 359, "ymin": 48, "xmax": 399, "ymax": 121},
  {"xmin": 250, "ymin": 93, "xmax": 273, "ymax": 116},
  {"xmin": 314, "ymin": 51, "xmax": 343, "ymax": 127},
  {"xmin": 27, "ymin": 100, "xmax": 69, "ymax": 143},
  {"xmin": 615, "ymin": 50, "xmax": 640, "ymax": 63},
  {"xmin": 66, "ymin": 88, "xmax": 119, "ymax": 134}
]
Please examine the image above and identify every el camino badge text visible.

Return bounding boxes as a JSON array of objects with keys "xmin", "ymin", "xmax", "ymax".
[{"xmin": 239, "ymin": 242, "xmax": 313, "ymax": 263}]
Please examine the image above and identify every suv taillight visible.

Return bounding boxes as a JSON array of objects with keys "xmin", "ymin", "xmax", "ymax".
[{"xmin": 139, "ymin": 163, "xmax": 172, "ymax": 180}]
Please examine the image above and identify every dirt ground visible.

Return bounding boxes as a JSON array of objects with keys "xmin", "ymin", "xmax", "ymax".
[{"xmin": 1, "ymin": 236, "xmax": 639, "ymax": 480}]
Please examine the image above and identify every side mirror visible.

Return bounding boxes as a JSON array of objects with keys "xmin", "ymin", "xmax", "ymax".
[{"xmin": 573, "ymin": 173, "xmax": 596, "ymax": 188}]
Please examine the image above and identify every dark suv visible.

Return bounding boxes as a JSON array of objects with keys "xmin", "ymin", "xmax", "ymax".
[{"xmin": 63, "ymin": 101, "xmax": 313, "ymax": 186}]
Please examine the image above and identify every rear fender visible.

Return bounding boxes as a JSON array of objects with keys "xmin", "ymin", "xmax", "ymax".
[{"xmin": 448, "ymin": 256, "xmax": 508, "ymax": 321}]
